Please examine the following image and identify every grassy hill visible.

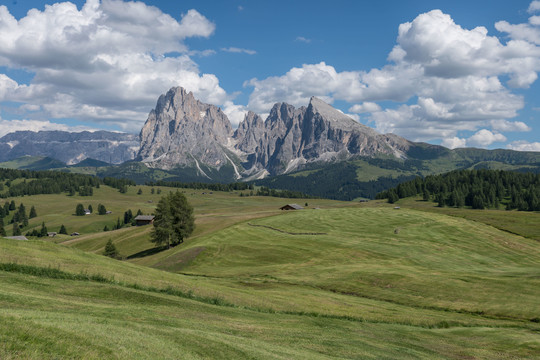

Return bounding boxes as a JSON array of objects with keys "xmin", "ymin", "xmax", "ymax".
[
  {"xmin": 1, "ymin": 183, "xmax": 539, "ymax": 358},
  {"xmin": 0, "ymin": 156, "xmax": 66, "ymax": 170}
]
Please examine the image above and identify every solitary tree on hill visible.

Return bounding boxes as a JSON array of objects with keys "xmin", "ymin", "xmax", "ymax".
[
  {"xmin": 59, "ymin": 224, "xmax": 67, "ymax": 235},
  {"xmin": 151, "ymin": 191, "xmax": 195, "ymax": 248},
  {"xmin": 29, "ymin": 206, "xmax": 37, "ymax": 219},
  {"xmin": 9, "ymin": 200, "xmax": 16, "ymax": 211},
  {"xmin": 98, "ymin": 204, "xmax": 107, "ymax": 215},
  {"xmin": 75, "ymin": 204, "xmax": 85, "ymax": 216},
  {"xmin": 88, "ymin": 204, "xmax": 93, "ymax": 214},
  {"xmin": 103, "ymin": 239, "xmax": 119, "ymax": 259}
]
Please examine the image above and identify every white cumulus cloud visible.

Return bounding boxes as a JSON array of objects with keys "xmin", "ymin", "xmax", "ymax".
[
  {"xmin": 349, "ymin": 102, "xmax": 381, "ymax": 114},
  {"xmin": 506, "ymin": 140, "xmax": 540, "ymax": 151},
  {"xmin": 245, "ymin": 8, "xmax": 540, "ymax": 148},
  {"xmin": 0, "ymin": 119, "xmax": 97, "ymax": 138},
  {"xmin": 528, "ymin": 1, "xmax": 540, "ymax": 13},
  {"xmin": 441, "ymin": 137, "xmax": 467, "ymax": 149},
  {"xmin": 466, "ymin": 129, "xmax": 507, "ymax": 147},
  {"xmin": 0, "ymin": 0, "xmax": 239, "ymax": 132},
  {"xmin": 222, "ymin": 101, "xmax": 248, "ymax": 126}
]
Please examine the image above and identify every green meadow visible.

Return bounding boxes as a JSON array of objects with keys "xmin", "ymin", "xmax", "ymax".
[{"xmin": 1, "ymin": 184, "xmax": 539, "ymax": 359}]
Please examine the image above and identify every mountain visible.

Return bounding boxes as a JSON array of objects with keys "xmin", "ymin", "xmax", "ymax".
[
  {"xmin": 0, "ymin": 130, "xmax": 139, "ymax": 165},
  {"xmin": 138, "ymin": 87, "xmax": 238, "ymax": 180},
  {"xmin": 233, "ymin": 97, "xmax": 411, "ymax": 177},
  {"xmin": 137, "ymin": 87, "xmax": 413, "ymax": 179}
]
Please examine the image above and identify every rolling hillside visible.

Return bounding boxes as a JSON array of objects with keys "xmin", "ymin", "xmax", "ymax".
[{"xmin": 0, "ymin": 183, "xmax": 539, "ymax": 359}]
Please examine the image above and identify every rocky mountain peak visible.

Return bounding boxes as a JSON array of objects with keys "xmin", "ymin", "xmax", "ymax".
[
  {"xmin": 137, "ymin": 86, "xmax": 412, "ymax": 179},
  {"xmin": 138, "ymin": 87, "xmax": 233, "ymax": 171}
]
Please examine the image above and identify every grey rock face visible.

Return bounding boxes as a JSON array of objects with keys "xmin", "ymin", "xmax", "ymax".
[
  {"xmin": 138, "ymin": 87, "xmax": 412, "ymax": 179},
  {"xmin": 0, "ymin": 130, "xmax": 139, "ymax": 164},
  {"xmin": 234, "ymin": 96, "xmax": 411, "ymax": 175},
  {"xmin": 138, "ymin": 87, "xmax": 234, "ymax": 172}
]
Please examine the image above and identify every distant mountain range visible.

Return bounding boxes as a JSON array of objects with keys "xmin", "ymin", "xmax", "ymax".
[
  {"xmin": 1, "ymin": 86, "xmax": 539, "ymax": 199},
  {"xmin": 0, "ymin": 130, "xmax": 139, "ymax": 165}
]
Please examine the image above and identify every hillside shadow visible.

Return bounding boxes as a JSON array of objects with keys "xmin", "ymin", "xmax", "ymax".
[{"xmin": 127, "ymin": 245, "xmax": 168, "ymax": 259}]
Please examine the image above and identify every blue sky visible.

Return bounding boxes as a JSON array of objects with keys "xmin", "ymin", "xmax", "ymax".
[{"xmin": 0, "ymin": 0, "xmax": 539, "ymax": 151}]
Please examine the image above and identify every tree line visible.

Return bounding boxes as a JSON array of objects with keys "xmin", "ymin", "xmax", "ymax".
[
  {"xmin": 0, "ymin": 167, "xmax": 138, "ymax": 198},
  {"xmin": 145, "ymin": 180, "xmax": 253, "ymax": 192},
  {"xmin": 376, "ymin": 169, "xmax": 540, "ymax": 211}
]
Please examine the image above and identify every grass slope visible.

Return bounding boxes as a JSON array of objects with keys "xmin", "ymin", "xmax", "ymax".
[
  {"xmin": 0, "ymin": 156, "xmax": 66, "ymax": 170},
  {"xmin": 1, "ymin": 185, "xmax": 539, "ymax": 358}
]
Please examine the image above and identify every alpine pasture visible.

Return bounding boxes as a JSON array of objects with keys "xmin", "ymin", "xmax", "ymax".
[{"xmin": 1, "ymin": 184, "xmax": 539, "ymax": 359}]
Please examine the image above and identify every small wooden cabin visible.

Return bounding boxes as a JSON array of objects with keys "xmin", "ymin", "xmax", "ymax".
[
  {"xmin": 280, "ymin": 204, "xmax": 304, "ymax": 211},
  {"xmin": 134, "ymin": 215, "xmax": 155, "ymax": 226}
]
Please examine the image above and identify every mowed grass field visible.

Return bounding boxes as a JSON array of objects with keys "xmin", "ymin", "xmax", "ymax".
[{"xmin": 1, "ymin": 184, "xmax": 539, "ymax": 358}]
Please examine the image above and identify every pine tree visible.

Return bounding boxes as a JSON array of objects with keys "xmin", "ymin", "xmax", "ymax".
[
  {"xmin": 3, "ymin": 202, "xmax": 10, "ymax": 214},
  {"xmin": 18, "ymin": 203, "xmax": 26, "ymax": 217},
  {"xmin": 387, "ymin": 189, "xmax": 399, "ymax": 204},
  {"xmin": 9, "ymin": 200, "xmax": 16, "ymax": 210},
  {"xmin": 151, "ymin": 191, "xmax": 195, "ymax": 248},
  {"xmin": 98, "ymin": 204, "xmax": 107, "ymax": 215},
  {"xmin": 0, "ymin": 223, "xmax": 5, "ymax": 237},
  {"xmin": 103, "ymin": 225, "xmax": 110, "ymax": 232},
  {"xmin": 12, "ymin": 222, "xmax": 21, "ymax": 236},
  {"xmin": 39, "ymin": 222, "xmax": 48, "ymax": 237},
  {"xmin": 88, "ymin": 204, "xmax": 93, "ymax": 213},
  {"xmin": 137, "ymin": 188, "xmax": 143, "ymax": 195},
  {"xmin": 103, "ymin": 239, "xmax": 119, "ymax": 259},
  {"xmin": 59, "ymin": 224, "xmax": 67, "ymax": 235},
  {"xmin": 124, "ymin": 209, "xmax": 133, "ymax": 224},
  {"xmin": 13, "ymin": 211, "xmax": 20, "ymax": 223},
  {"xmin": 29, "ymin": 206, "xmax": 37, "ymax": 218},
  {"xmin": 75, "ymin": 204, "xmax": 85, "ymax": 216},
  {"xmin": 113, "ymin": 218, "xmax": 122, "ymax": 230}
]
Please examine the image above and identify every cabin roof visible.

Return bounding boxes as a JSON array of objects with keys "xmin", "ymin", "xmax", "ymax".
[{"xmin": 134, "ymin": 215, "xmax": 155, "ymax": 221}]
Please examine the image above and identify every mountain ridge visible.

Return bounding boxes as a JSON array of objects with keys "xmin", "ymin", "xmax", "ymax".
[
  {"xmin": 0, "ymin": 130, "xmax": 139, "ymax": 165},
  {"xmin": 137, "ymin": 86, "xmax": 414, "ymax": 179}
]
